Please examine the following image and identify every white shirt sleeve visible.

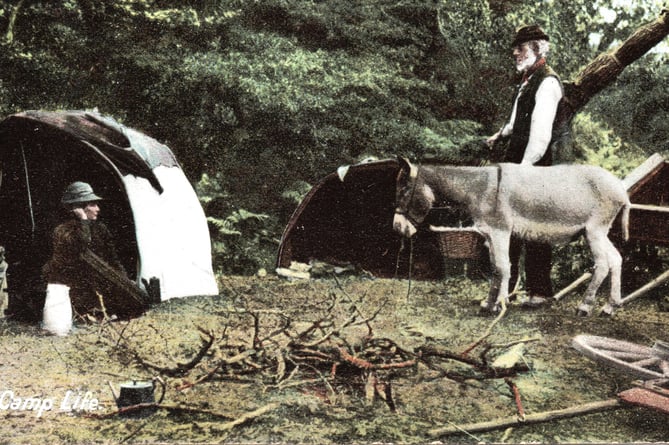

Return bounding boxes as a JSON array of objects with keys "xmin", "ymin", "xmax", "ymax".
[
  {"xmin": 521, "ymin": 77, "xmax": 563, "ymax": 165},
  {"xmin": 500, "ymin": 101, "xmax": 517, "ymax": 137}
]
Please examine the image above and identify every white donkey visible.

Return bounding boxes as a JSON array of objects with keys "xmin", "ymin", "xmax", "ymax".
[{"xmin": 392, "ymin": 158, "xmax": 630, "ymax": 316}]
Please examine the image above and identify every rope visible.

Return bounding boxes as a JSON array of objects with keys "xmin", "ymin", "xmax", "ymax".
[{"xmin": 406, "ymin": 237, "xmax": 414, "ymax": 301}]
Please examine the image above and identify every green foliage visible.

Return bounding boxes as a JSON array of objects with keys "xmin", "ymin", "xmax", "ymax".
[
  {"xmin": 281, "ymin": 180, "xmax": 312, "ymax": 205},
  {"xmin": 586, "ymin": 60, "xmax": 669, "ymax": 157},
  {"xmin": 0, "ymin": 0, "xmax": 667, "ymax": 275},
  {"xmin": 418, "ymin": 119, "xmax": 487, "ymax": 163},
  {"xmin": 196, "ymin": 173, "xmax": 278, "ymax": 275},
  {"xmin": 571, "ymin": 112, "xmax": 646, "ymax": 177}
]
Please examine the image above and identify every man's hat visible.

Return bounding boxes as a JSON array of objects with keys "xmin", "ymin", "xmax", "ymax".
[
  {"xmin": 511, "ymin": 24, "xmax": 549, "ymax": 47},
  {"xmin": 61, "ymin": 181, "xmax": 103, "ymax": 205}
]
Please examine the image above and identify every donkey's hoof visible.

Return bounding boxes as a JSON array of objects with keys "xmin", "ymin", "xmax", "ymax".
[
  {"xmin": 576, "ymin": 304, "xmax": 592, "ymax": 317},
  {"xmin": 599, "ymin": 303, "xmax": 619, "ymax": 317},
  {"xmin": 479, "ymin": 299, "xmax": 500, "ymax": 315}
]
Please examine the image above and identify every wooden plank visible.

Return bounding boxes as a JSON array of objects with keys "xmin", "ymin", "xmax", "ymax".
[
  {"xmin": 630, "ymin": 203, "xmax": 669, "ymax": 213},
  {"xmin": 623, "ymin": 153, "xmax": 665, "ymax": 192}
]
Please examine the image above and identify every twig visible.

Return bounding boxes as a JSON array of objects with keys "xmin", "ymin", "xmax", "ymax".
[
  {"xmin": 88, "ymin": 402, "xmax": 237, "ymax": 420},
  {"xmin": 216, "ymin": 402, "xmax": 281, "ymax": 432},
  {"xmin": 121, "ymin": 421, "xmax": 148, "ymax": 443},
  {"xmin": 338, "ymin": 347, "xmax": 416, "ymax": 370},
  {"xmin": 461, "ymin": 298, "xmax": 508, "ymax": 356},
  {"xmin": 382, "ymin": 381, "xmax": 396, "ymax": 413},
  {"xmin": 176, "ymin": 349, "xmax": 258, "ymax": 391},
  {"xmin": 332, "ymin": 274, "xmax": 382, "ymax": 336},
  {"xmin": 488, "ymin": 336, "xmax": 542, "ymax": 349},
  {"xmin": 130, "ymin": 331, "xmax": 216, "ymax": 377},
  {"xmin": 443, "ymin": 420, "xmax": 482, "ymax": 442},
  {"xmin": 417, "ymin": 344, "xmax": 482, "ymax": 367},
  {"xmin": 417, "ymin": 344, "xmax": 529, "ymax": 380},
  {"xmin": 505, "ymin": 378, "xmax": 525, "ymax": 421},
  {"xmin": 428, "ymin": 398, "xmax": 624, "ymax": 437},
  {"xmin": 298, "ymin": 311, "xmax": 359, "ymax": 348}
]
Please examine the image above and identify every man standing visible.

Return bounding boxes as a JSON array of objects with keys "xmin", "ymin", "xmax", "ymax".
[{"xmin": 486, "ymin": 24, "xmax": 565, "ymax": 305}]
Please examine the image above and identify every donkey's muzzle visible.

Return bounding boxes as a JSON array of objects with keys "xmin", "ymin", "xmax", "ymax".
[{"xmin": 393, "ymin": 213, "xmax": 417, "ymax": 238}]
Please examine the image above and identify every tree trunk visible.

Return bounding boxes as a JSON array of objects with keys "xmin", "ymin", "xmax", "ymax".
[
  {"xmin": 556, "ymin": 8, "xmax": 669, "ymax": 128},
  {"xmin": 5, "ymin": 0, "xmax": 27, "ymax": 45}
]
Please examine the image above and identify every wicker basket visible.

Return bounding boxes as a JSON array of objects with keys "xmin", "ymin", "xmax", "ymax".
[{"xmin": 434, "ymin": 228, "xmax": 486, "ymax": 259}]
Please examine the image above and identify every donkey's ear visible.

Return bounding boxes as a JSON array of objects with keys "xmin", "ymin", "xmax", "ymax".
[
  {"xmin": 397, "ymin": 156, "xmax": 413, "ymax": 175},
  {"xmin": 397, "ymin": 156, "xmax": 418, "ymax": 179}
]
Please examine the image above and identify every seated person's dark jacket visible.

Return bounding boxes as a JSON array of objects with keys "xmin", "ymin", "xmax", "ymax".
[{"xmin": 42, "ymin": 218, "xmax": 127, "ymax": 315}]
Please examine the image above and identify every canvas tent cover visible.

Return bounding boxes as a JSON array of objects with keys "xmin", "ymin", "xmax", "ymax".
[
  {"xmin": 0, "ymin": 110, "xmax": 218, "ymax": 319},
  {"xmin": 276, "ymin": 159, "xmax": 484, "ymax": 280}
]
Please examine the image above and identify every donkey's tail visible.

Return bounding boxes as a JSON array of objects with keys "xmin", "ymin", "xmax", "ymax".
[{"xmin": 621, "ymin": 200, "xmax": 631, "ymax": 242}]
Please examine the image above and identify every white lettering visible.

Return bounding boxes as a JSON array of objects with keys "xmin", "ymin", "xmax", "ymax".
[
  {"xmin": 21, "ymin": 397, "xmax": 42, "ymax": 411},
  {"xmin": 0, "ymin": 390, "xmax": 13, "ymax": 409},
  {"xmin": 0, "ymin": 390, "xmax": 54, "ymax": 417},
  {"xmin": 0, "ymin": 389, "xmax": 98, "ymax": 416},
  {"xmin": 37, "ymin": 399, "xmax": 53, "ymax": 418},
  {"xmin": 60, "ymin": 390, "xmax": 100, "ymax": 412},
  {"xmin": 60, "ymin": 390, "xmax": 73, "ymax": 411}
]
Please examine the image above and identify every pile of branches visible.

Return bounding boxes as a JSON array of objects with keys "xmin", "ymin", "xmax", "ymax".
[{"xmin": 103, "ymin": 289, "xmax": 533, "ymax": 412}]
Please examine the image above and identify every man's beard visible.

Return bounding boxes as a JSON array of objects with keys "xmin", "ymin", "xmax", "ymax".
[{"xmin": 516, "ymin": 52, "xmax": 537, "ymax": 73}]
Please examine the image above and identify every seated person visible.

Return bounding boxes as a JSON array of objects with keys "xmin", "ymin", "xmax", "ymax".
[{"xmin": 42, "ymin": 181, "xmax": 128, "ymax": 318}]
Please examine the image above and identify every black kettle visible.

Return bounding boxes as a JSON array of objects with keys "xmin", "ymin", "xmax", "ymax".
[{"xmin": 110, "ymin": 376, "xmax": 166, "ymax": 416}]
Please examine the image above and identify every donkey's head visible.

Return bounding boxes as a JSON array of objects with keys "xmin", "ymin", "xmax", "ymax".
[{"xmin": 393, "ymin": 157, "xmax": 435, "ymax": 238}]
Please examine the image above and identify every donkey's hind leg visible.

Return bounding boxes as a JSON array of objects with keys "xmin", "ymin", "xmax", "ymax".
[
  {"xmin": 577, "ymin": 231, "xmax": 611, "ymax": 316},
  {"xmin": 600, "ymin": 238, "xmax": 623, "ymax": 316}
]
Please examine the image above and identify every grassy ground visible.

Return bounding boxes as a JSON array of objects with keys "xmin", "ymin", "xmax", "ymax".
[{"xmin": 0, "ymin": 274, "xmax": 668, "ymax": 444}]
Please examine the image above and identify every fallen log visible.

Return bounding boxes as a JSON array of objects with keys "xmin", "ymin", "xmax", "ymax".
[
  {"xmin": 428, "ymin": 398, "xmax": 624, "ymax": 438},
  {"xmin": 81, "ymin": 249, "xmax": 156, "ymax": 316}
]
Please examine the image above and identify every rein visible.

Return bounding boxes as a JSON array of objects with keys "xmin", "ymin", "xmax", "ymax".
[
  {"xmin": 394, "ymin": 163, "xmax": 422, "ymax": 227},
  {"xmin": 394, "ymin": 163, "xmax": 421, "ymax": 299}
]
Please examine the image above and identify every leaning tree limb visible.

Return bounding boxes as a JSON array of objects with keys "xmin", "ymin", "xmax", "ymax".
[{"xmin": 556, "ymin": 8, "xmax": 669, "ymax": 128}]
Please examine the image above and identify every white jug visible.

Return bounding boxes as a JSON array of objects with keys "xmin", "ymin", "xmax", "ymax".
[{"xmin": 42, "ymin": 283, "xmax": 72, "ymax": 336}]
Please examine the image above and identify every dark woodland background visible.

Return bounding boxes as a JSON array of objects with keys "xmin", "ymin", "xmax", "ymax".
[{"xmin": 1, "ymin": 0, "xmax": 667, "ymax": 274}]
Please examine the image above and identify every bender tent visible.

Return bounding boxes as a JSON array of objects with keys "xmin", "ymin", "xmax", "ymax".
[{"xmin": 0, "ymin": 110, "xmax": 218, "ymax": 320}]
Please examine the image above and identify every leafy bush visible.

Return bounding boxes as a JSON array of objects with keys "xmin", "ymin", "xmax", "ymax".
[
  {"xmin": 571, "ymin": 113, "xmax": 646, "ymax": 177},
  {"xmin": 196, "ymin": 173, "xmax": 279, "ymax": 275}
]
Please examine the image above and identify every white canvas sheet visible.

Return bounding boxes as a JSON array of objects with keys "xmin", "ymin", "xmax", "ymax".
[{"xmin": 122, "ymin": 166, "xmax": 219, "ymax": 300}]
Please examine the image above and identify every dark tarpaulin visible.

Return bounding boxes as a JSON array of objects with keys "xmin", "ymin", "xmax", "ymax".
[{"xmin": 1, "ymin": 110, "xmax": 179, "ymax": 192}]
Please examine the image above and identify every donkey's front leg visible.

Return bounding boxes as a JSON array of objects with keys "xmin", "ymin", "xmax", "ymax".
[{"xmin": 481, "ymin": 230, "xmax": 511, "ymax": 313}]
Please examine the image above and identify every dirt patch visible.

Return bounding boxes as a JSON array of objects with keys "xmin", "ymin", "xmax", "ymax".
[{"xmin": 0, "ymin": 275, "xmax": 668, "ymax": 443}]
